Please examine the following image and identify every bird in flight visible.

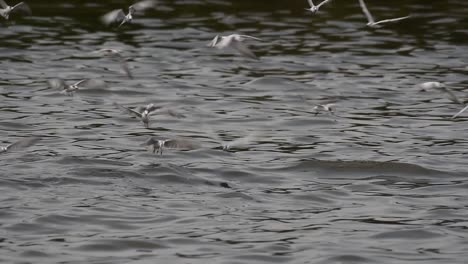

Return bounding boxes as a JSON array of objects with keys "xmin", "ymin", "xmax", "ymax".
[
  {"xmin": 0, "ymin": 0, "xmax": 30, "ymax": 20},
  {"xmin": 101, "ymin": 0, "xmax": 156, "ymax": 27},
  {"xmin": 0, "ymin": 137, "xmax": 40, "ymax": 154},
  {"xmin": 358, "ymin": 0, "xmax": 410, "ymax": 28},
  {"xmin": 305, "ymin": 0, "xmax": 333, "ymax": 14},
  {"xmin": 208, "ymin": 34, "xmax": 262, "ymax": 60},
  {"xmin": 142, "ymin": 136, "xmax": 200, "ymax": 155}
]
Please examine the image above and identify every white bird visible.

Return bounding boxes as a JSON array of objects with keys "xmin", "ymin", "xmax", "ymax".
[
  {"xmin": 142, "ymin": 136, "xmax": 200, "ymax": 155},
  {"xmin": 101, "ymin": 0, "xmax": 156, "ymax": 27},
  {"xmin": 305, "ymin": 0, "xmax": 333, "ymax": 14},
  {"xmin": 0, "ymin": 137, "xmax": 40, "ymax": 154},
  {"xmin": 48, "ymin": 79, "xmax": 106, "ymax": 95},
  {"xmin": 0, "ymin": 0, "xmax": 30, "ymax": 20},
  {"xmin": 94, "ymin": 49, "xmax": 133, "ymax": 79},
  {"xmin": 312, "ymin": 103, "xmax": 336, "ymax": 116},
  {"xmin": 208, "ymin": 34, "xmax": 262, "ymax": 60},
  {"xmin": 418, "ymin": 81, "xmax": 445, "ymax": 90},
  {"xmin": 358, "ymin": 0, "xmax": 410, "ymax": 28},
  {"xmin": 114, "ymin": 103, "xmax": 185, "ymax": 128}
]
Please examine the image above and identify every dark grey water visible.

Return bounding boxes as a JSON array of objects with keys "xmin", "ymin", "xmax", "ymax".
[{"xmin": 1, "ymin": 0, "xmax": 468, "ymax": 263}]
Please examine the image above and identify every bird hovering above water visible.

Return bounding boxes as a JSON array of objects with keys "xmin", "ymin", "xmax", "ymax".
[
  {"xmin": 0, "ymin": 137, "xmax": 40, "ymax": 154},
  {"xmin": 312, "ymin": 103, "xmax": 336, "ymax": 116},
  {"xmin": 94, "ymin": 48, "xmax": 133, "ymax": 79},
  {"xmin": 101, "ymin": 0, "xmax": 156, "ymax": 27},
  {"xmin": 358, "ymin": 0, "xmax": 410, "ymax": 28},
  {"xmin": 0, "ymin": 0, "xmax": 30, "ymax": 20},
  {"xmin": 48, "ymin": 79, "xmax": 106, "ymax": 95},
  {"xmin": 142, "ymin": 136, "xmax": 200, "ymax": 155},
  {"xmin": 207, "ymin": 34, "xmax": 262, "ymax": 60},
  {"xmin": 113, "ymin": 102, "xmax": 185, "ymax": 128},
  {"xmin": 305, "ymin": 0, "xmax": 333, "ymax": 14}
]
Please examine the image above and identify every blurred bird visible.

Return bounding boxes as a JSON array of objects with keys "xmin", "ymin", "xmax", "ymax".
[
  {"xmin": 101, "ymin": 0, "xmax": 156, "ymax": 27},
  {"xmin": 312, "ymin": 103, "xmax": 336, "ymax": 116},
  {"xmin": 0, "ymin": 0, "xmax": 30, "ymax": 19},
  {"xmin": 48, "ymin": 79, "xmax": 106, "ymax": 95},
  {"xmin": 434, "ymin": 85, "xmax": 468, "ymax": 119},
  {"xmin": 358, "ymin": 0, "xmax": 410, "ymax": 28},
  {"xmin": 418, "ymin": 81, "xmax": 445, "ymax": 90},
  {"xmin": 0, "ymin": 137, "xmax": 40, "ymax": 154},
  {"xmin": 94, "ymin": 48, "xmax": 133, "ymax": 79},
  {"xmin": 220, "ymin": 133, "xmax": 258, "ymax": 151},
  {"xmin": 208, "ymin": 34, "xmax": 262, "ymax": 60},
  {"xmin": 142, "ymin": 136, "xmax": 199, "ymax": 155},
  {"xmin": 305, "ymin": 0, "xmax": 333, "ymax": 14},
  {"xmin": 113, "ymin": 102, "xmax": 185, "ymax": 128}
]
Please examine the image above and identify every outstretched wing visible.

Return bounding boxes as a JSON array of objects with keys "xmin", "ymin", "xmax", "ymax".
[
  {"xmin": 101, "ymin": 9, "xmax": 126, "ymax": 26},
  {"xmin": 0, "ymin": 0, "xmax": 8, "ymax": 9},
  {"xmin": 358, "ymin": 0, "xmax": 374, "ymax": 24},
  {"xmin": 373, "ymin": 16, "xmax": 410, "ymax": 26},
  {"xmin": 113, "ymin": 102, "xmax": 143, "ymax": 118},
  {"xmin": 47, "ymin": 79, "xmax": 67, "ymax": 89},
  {"xmin": 307, "ymin": 0, "xmax": 314, "ymax": 8},
  {"xmin": 231, "ymin": 40, "xmax": 258, "ymax": 60},
  {"xmin": 440, "ymin": 87, "xmax": 463, "ymax": 105},
  {"xmin": 207, "ymin": 35, "xmax": 219, "ymax": 47},
  {"xmin": 164, "ymin": 138, "xmax": 199, "ymax": 150},
  {"xmin": 131, "ymin": 0, "xmax": 156, "ymax": 11},
  {"xmin": 452, "ymin": 105, "xmax": 468, "ymax": 119},
  {"xmin": 5, "ymin": 137, "xmax": 40, "ymax": 152},
  {"xmin": 237, "ymin": 35, "xmax": 262, "ymax": 42},
  {"xmin": 11, "ymin": 2, "xmax": 32, "ymax": 15},
  {"xmin": 317, "ymin": 0, "xmax": 332, "ymax": 9}
]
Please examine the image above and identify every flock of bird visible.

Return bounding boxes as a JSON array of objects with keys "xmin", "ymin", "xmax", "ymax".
[{"xmin": 0, "ymin": 0, "xmax": 466, "ymax": 156}]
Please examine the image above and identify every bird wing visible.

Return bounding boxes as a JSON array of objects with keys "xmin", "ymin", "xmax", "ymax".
[
  {"xmin": 0, "ymin": 0, "xmax": 8, "ymax": 9},
  {"xmin": 452, "ymin": 105, "xmax": 468, "ymax": 119},
  {"xmin": 307, "ymin": 0, "xmax": 314, "ymax": 8},
  {"xmin": 237, "ymin": 35, "xmax": 262, "ymax": 42},
  {"xmin": 207, "ymin": 35, "xmax": 219, "ymax": 47},
  {"xmin": 317, "ymin": 0, "xmax": 332, "ymax": 8},
  {"xmin": 222, "ymin": 133, "xmax": 257, "ymax": 150},
  {"xmin": 11, "ymin": 2, "xmax": 31, "ymax": 15},
  {"xmin": 358, "ymin": 0, "xmax": 375, "ymax": 24},
  {"xmin": 164, "ymin": 138, "xmax": 199, "ymax": 150},
  {"xmin": 231, "ymin": 40, "xmax": 258, "ymax": 60},
  {"xmin": 440, "ymin": 87, "xmax": 463, "ymax": 105},
  {"xmin": 373, "ymin": 16, "xmax": 410, "ymax": 26},
  {"xmin": 131, "ymin": 0, "xmax": 156, "ymax": 11},
  {"xmin": 75, "ymin": 79, "xmax": 107, "ymax": 89},
  {"xmin": 113, "ymin": 102, "xmax": 143, "ymax": 118},
  {"xmin": 48, "ymin": 79, "xmax": 66, "ymax": 89},
  {"xmin": 101, "ymin": 9, "xmax": 126, "ymax": 25},
  {"xmin": 5, "ymin": 137, "xmax": 40, "ymax": 152}
]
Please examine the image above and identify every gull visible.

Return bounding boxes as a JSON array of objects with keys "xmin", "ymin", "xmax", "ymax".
[
  {"xmin": 142, "ymin": 136, "xmax": 200, "ymax": 155},
  {"xmin": 0, "ymin": 0, "xmax": 31, "ymax": 20},
  {"xmin": 358, "ymin": 0, "xmax": 410, "ymax": 28},
  {"xmin": 48, "ymin": 79, "xmax": 106, "ymax": 95},
  {"xmin": 101, "ymin": 0, "xmax": 156, "ymax": 27},
  {"xmin": 94, "ymin": 49, "xmax": 133, "ymax": 79},
  {"xmin": 207, "ymin": 34, "xmax": 262, "ymax": 60},
  {"xmin": 305, "ymin": 0, "xmax": 333, "ymax": 14},
  {"xmin": 0, "ymin": 137, "xmax": 40, "ymax": 154},
  {"xmin": 113, "ymin": 102, "xmax": 185, "ymax": 128},
  {"xmin": 312, "ymin": 103, "xmax": 336, "ymax": 116}
]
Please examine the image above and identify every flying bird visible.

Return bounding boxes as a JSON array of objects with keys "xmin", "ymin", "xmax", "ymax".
[
  {"xmin": 434, "ymin": 85, "xmax": 468, "ymax": 119},
  {"xmin": 48, "ymin": 79, "xmax": 106, "ymax": 95},
  {"xmin": 114, "ymin": 103, "xmax": 185, "ymax": 128},
  {"xmin": 208, "ymin": 34, "xmax": 262, "ymax": 60},
  {"xmin": 0, "ymin": 0, "xmax": 30, "ymax": 20},
  {"xmin": 101, "ymin": 0, "xmax": 156, "ymax": 27},
  {"xmin": 220, "ymin": 133, "xmax": 258, "ymax": 151},
  {"xmin": 94, "ymin": 49, "xmax": 133, "ymax": 79},
  {"xmin": 305, "ymin": 0, "xmax": 333, "ymax": 14},
  {"xmin": 312, "ymin": 103, "xmax": 336, "ymax": 116},
  {"xmin": 142, "ymin": 136, "xmax": 200, "ymax": 155},
  {"xmin": 358, "ymin": 0, "xmax": 410, "ymax": 28},
  {"xmin": 0, "ymin": 137, "xmax": 40, "ymax": 154}
]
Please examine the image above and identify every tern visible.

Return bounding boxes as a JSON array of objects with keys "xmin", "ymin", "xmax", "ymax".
[
  {"xmin": 94, "ymin": 49, "xmax": 133, "ymax": 79},
  {"xmin": 0, "ymin": 0, "xmax": 30, "ymax": 19},
  {"xmin": 101, "ymin": 0, "xmax": 156, "ymax": 27},
  {"xmin": 48, "ymin": 79, "xmax": 106, "ymax": 95},
  {"xmin": 358, "ymin": 0, "xmax": 410, "ymax": 28},
  {"xmin": 312, "ymin": 103, "xmax": 336, "ymax": 116},
  {"xmin": 305, "ymin": 0, "xmax": 333, "ymax": 14},
  {"xmin": 142, "ymin": 136, "xmax": 200, "ymax": 155},
  {"xmin": 207, "ymin": 34, "xmax": 262, "ymax": 60},
  {"xmin": 220, "ymin": 133, "xmax": 258, "ymax": 151},
  {"xmin": 0, "ymin": 137, "xmax": 40, "ymax": 154},
  {"xmin": 114, "ymin": 102, "xmax": 185, "ymax": 128}
]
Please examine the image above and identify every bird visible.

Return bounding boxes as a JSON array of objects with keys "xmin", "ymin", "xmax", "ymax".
[
  {"xmin": 358, "ymin": 0, "xmax": 410, "ymax": 28},
  {"xmin": 94, "ymin": 49, "xmax": 133, "ymax": 79},
  {"xmin": 312, "ymin": 103, "xmax": 336, "ymax": 116},
  {"xmin": 48, "ymin": 79, "xmax": 106, "ymax": 95},
  {"xmin": 207, "ymin": 34, "xmax": 262, "ymax": 60},
  {"xmin": 305, "ymin": 0, "xmax": 333, "ymax": 14},
  {"xmin": 142, "ymin": 136, "xmax": 200, "ymax": 155},
  {"xmin": 434, "ymin": 86, "xmax": 468, "ymax": 119},
  {"xmin": 0, "ymin": 137, "xmax": 40, "ymax": 154},
  {"xmin": 220, "ymin": 133, "xmax": 258, "ymax": 151},
  {"xmin": 0, "ymin": 0, "xmax": 31, "ymax": 20},
  {"xmin": 101, "ymin": 0, "xmax": 156, "ymax": 27},
  {"xmin": 418, "ymin": 81, "xmax": 445, "ymax": 90},
  {"xmin": 113, "ymin": 103, "xmax": 185, "ymax": 128}
]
